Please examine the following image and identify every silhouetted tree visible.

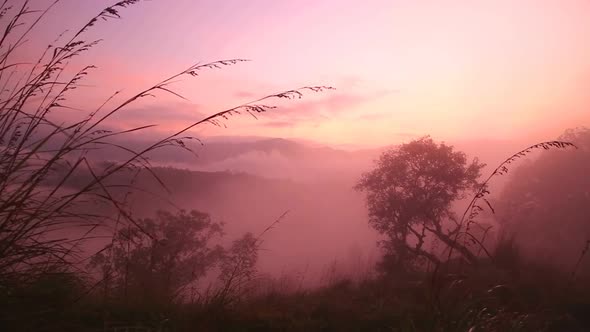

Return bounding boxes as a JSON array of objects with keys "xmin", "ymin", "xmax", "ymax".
[
  {"xmin": 213, "ymin": 232, "xmax": 258, "ymax": 307},
  {"xmin": 0, "ymin": 0, "xmax": 330, "ymax": 286},
  {"xmin": 355, "ymin": 137, "xmax": 485, "ymax": 272},
  {"xmin": 495, "ymin": 127, "xmax": 590, "ymax": 273},
  {"xmin": 90, "ymin": 210, "xmax": 224, "ymax": 306}
]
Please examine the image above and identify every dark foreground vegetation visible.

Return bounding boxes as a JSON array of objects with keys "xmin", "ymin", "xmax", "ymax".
[
  {"xmin": 1, "ymin": 1, "xmax": 589, "ymax": 331},
  {"xmin": 2, "ymin": 244, "xmax": 590, "ymax": 331}
]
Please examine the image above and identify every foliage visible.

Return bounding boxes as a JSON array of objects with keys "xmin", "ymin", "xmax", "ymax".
[
  {"xmin": 89, "ymin": 210, "xmax": 224, "ymax": 306},
  {"xmin": 211, "ymin": 211, "xmax": 288, "ymax": 308},
  {"xmin": 0, "ymin": 266, "xmax": 88, "ymax": 331},
  {"xmin": 1, "ymin": 1, "xmax": 588, "ymax": 331},
  {"xmin": 0, "ymin": 0, "xmax": 329, "ymax": 285},
  {"xmin": 355, "ymin": 136, "xmax": 485, "ymax": 270},
  {"xmin": 171, "ymin": 268, "xmax": 590, "ymax": 332},
  {"xmin": 495, "ymin": 127, "xmax": 590, "ymax": 273},
  {"xmin": 210, "ymin": 232, "xmax": 258, "ymax": 307}
]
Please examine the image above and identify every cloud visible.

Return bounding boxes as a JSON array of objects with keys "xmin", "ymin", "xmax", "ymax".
[
  {"xmin": 262, "ymin": 120, "xmax": 296, "ymax": 128},
  {"xmin": 109, "ymin": 101, "xmax": 208, "ymax": 129},
  {"xmin": 265, "ymin": 89, "xmax": 396, "ymax": 122},
  {"xmin": 274, "ymin": 94, "xmax": 366, "ymax": 118},
  {"xmin": 97, "ymin": 88, "xmax": 396, "ymax": 134}
]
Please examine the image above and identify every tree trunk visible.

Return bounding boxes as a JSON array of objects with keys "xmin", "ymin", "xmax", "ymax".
[{"xmin": 435, "ymin": 230, "xmax": 479, "ymax": 265}]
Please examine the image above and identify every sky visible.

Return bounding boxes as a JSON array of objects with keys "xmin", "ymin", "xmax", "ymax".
[{"xmin": 16, "ymin": 0, "xmax": 590, "ymax": 148}]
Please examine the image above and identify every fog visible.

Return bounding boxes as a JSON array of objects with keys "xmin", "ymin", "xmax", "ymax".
[
  {"xmin": 4, "ymin": 1, "xmax": 590, "ymax": 329},
  {"xmin": 64, "ymin": 132, "xmax": 586, "ymax": 287}
]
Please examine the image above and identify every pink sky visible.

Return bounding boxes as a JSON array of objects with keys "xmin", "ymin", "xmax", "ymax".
[{"xmin": 20, "ymin": 0, "xmax": 590, "ymax": 147}]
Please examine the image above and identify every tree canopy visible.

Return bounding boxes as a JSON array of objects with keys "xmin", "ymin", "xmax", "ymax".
[
  {"xmin": 90, "ymin": 210, "xmax": 225, "ymax": 305},
  {"xmin": 355, "ymin": 137, "xmax": 485, "ymax": 271},
  {"xmin": 495, "ymin": 127, "xmax": 590, "ymax": 272}
]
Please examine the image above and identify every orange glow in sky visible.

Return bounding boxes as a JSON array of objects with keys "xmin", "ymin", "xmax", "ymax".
[{"xmin": 22, "ymin": 0, "xmax": 590, "ymax": 147}]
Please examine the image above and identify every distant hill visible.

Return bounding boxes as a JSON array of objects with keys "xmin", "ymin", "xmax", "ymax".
[
  {"xmin": 54, "ymin": 164, "xmax": 376, "ymax": 283},
  {"xmin": 85, "ymin": 135, "xmax": 379, "ymax": 181},
  {"xmin": 51, "ymin": 134, "xmax": 542, "ymax": 283}
]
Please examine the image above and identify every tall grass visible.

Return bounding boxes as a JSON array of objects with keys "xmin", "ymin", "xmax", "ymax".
[
  {"xmin": 0, "ymin": 0, "xmax": 331, "ymax": 288},
  {"xmin": 424, "ymin": 140, "xmax": 581, "ymax": 329},
  {"xmin": 1, "ymin": 2, "xmax": 588, "ymax": 331},
  {"xmin": 445, "ymin": 140, "xmax": 577, "ymax": 266}
]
